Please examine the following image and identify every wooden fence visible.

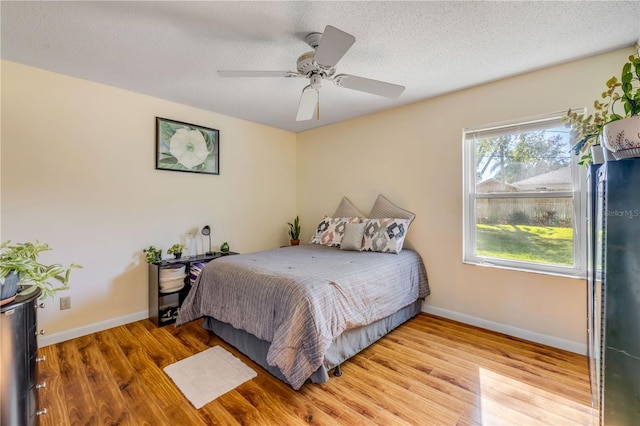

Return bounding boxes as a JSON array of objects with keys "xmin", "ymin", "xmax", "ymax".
[{"xmin": 476, "ymin": 197, "xmax": 573, "ymax": 226}]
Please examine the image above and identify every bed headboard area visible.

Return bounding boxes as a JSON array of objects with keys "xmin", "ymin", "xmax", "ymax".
[{"xmin": 310, "ymin": 194, "xmax": 416, "ymax": 254}]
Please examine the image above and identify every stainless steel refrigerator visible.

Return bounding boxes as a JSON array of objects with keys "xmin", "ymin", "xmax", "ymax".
[{"xmin": 588, "ymin": 158, "xmax": 640, "ymax": 425}]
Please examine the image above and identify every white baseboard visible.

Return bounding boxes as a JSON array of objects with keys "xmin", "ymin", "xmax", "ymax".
[
  {"xmin": 39, "ymin": 305, "xmax": 587, "ymax": 356},
  {"xmin": 421, "ymin": 304, "xmax": 587, "ymax": 355},
  {"xmin": 38, "ymin": 310, "xmax": 149, "ymax": 348}
]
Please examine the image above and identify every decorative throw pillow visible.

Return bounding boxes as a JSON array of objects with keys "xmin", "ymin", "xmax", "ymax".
[
  {"xmin": 310, "ymin": 216, "xmax": 362, "ymax": 247},
  {"xmin": 333, "ymin": 196, "xmax": 366, "ymax": 218},
  {"xmin": 361, "ymin": 218, "xmax": 411, "ymax": 254},
  {"xmin": 368, "ymin": 194, "xmax": 416, "ymax": 225},
  {"xmin": 189, "ymin": 262, "xmax": 206, "ymax": 285},
  {"xmin": 340, "ymin": 223, "xmax": 366, "ymax": 251}
]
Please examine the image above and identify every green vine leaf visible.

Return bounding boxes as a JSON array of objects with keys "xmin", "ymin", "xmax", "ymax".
[
  {"xmin": 199, "ymin": 129, "xmax": 216, "ymax": 155},
  {"xmin": 160, "ymin": 121, "xmax": 176, "ymax": 142},
  {"xmin": 159, "ymin": 155, "xmax": 178, "ymax": 165}
]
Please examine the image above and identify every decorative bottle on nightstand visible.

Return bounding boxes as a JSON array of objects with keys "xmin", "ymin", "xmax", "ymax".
[{"xmin": 185, "ymin": 233, "xmax": 197, "ymax": 258}]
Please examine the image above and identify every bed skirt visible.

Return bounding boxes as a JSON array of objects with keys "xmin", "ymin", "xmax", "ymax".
[{"xmin": 202, "ymin": 298, "xmax": 423, "ymax": 387}]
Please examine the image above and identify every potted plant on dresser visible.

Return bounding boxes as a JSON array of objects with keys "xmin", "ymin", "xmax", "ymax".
[
  {"xmin": 602, "ymin": 50, "xmax": 640, "ymax": 159},
  {"xmin": 0, "ymin": 240, "xmax": 82, "ymax": 305},
  {"xmin": 1, "ymin": 242, "xmax": 81, "ymax": 425},
  {"xmin": 564, "ymin": 47, "xmax": 640, "ymax": 163}
]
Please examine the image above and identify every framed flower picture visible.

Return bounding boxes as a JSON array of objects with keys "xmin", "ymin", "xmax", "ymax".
[{"xmin": 155, "ymin": 117, "xmax": 219, "ymax": 175}]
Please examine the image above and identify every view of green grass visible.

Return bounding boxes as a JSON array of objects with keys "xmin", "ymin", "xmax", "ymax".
[{"xmin": 476, "ymin": 224, "xmax": 573, "ymax": 265}]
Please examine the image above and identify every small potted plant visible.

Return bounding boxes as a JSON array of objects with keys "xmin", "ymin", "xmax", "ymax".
[
  {"xmin": 564, "ymin": 50, "xmax": 640, "ymax": 164},
  {"xmin": 220, "ymin": 242, "xmax": 230, "ymax": 254},
  {"xmin": 288, "ymin": 216, "xmax": 301, "ymax": 246},
  {"xmin": 563, "ymin": 108, "xmax": 607, "ymax": 166},
  {"xmin": 0, "ymin": 240, "xmax": 81, "ymax": 304},
  {"xmin": 601, "ymin": 52, "xmax": 640, "ymax": 159},
  {"xmin": 167, "ymin": 243, "xmax": 185, "ymax": 259},
  {"xmin": 143, "ymin": 246, "xmax": 162, "ymax": 263}
]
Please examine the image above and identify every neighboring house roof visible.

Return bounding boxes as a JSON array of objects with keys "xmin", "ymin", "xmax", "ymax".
[
  {"xmin": 512, "ymin": 166, "xmax": 572, "ymax": 191},
  {"xmin": 477, "ymin": 178, "xmax": 518, "ymax": 193}
]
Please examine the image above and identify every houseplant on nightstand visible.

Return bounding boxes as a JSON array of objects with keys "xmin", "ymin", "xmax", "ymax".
[
  {"xmin": 143, "ymin": 246, "xmax": 162, "ymax": 263},
  {"xmin": 0, "ymin": 240, "xmax": 81, "ymax": 304},
  {"xmin": 167, "ymin": 243, "xmax": 185, "ymax": 259},
  {"xmin": 288, "ymin": 216, "xmax": 301, "ymax": 246}
]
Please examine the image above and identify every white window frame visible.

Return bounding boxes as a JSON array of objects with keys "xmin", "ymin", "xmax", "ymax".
[{"xmin": 462, "ymin": 111, "xmax": 586, "ymax": 278}]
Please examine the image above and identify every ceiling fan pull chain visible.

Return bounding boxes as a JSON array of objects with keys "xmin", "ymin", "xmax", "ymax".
[{"xmin": 317, "ymin": 90, "xmax": 320, "ymax": 121}]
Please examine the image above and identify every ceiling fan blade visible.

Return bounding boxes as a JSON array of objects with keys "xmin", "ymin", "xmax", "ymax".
[
  {"xmin": 218, "ymin": 70, "xmax": 295, "ymax": 78},
  {"xmin": 333, "ymin": 74, "xmax": 405, "ymax": 98},
  {"xmin": 313, "ymin": 25, "xmax": 356, "ymax": 69},
  {"xmin": 296, "ymin": 87, "xmax": 318, "ymax": 121}
]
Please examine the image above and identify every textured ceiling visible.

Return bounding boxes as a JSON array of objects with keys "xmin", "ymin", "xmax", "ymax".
[{"xmin": 2, "ymin": 1, "xmax": 640, "ymax": 133}]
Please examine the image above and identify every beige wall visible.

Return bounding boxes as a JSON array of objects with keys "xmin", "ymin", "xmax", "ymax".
[
  {"xmin": 297, "ymin": 47, "xmax": 636, "ymax": 353},
  {"xmin": 1, "ymin": 61, "xmax": 296, "ymax": 343},
  {"xmin": 3, "ymin": 47, "xmax": 632, "ymax": 351}
]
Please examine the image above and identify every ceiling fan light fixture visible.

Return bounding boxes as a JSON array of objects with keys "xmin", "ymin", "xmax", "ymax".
[
  {"xmin": 309, "ymin": 73, "xmax": 322, "ymax": 89},
  {"xmin": 304, "ymin": 32, "xmax": 322, "ymax": 49},
  {"xmin": 218, "ymin": 25, "xmax": 404, "ymax": 120}
]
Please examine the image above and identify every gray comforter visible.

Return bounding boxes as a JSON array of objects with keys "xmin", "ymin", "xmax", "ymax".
[{"xmin": 176, "ymin": 244, "xmax": 429, "ymax": 389}]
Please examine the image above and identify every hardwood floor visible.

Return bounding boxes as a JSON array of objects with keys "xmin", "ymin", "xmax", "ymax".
[{"xmin": 37, "ymin": 313, "xmax": 596, "ymax": 425}]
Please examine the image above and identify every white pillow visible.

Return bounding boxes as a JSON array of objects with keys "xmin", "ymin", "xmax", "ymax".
[
  {"xmin": 340, "ymin": 223, "xmax": 366, "ymax": 251},
  {"xmin": 310, "ymin": 216, "xmax": 362, "ymax": 247},
  {"xmin": 361, "ymin": 218, "xmax": 411, "ymax": 254}
]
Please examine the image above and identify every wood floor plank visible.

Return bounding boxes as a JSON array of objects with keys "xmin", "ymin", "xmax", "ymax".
[
  {"xmin": 350, "ymin": 350, "xmax": 481, "ymax": 418},
  {"xmin": 108, "ymin": 325, "xmax": 184, "ymax": 408},
  {"xmin": 73, "ymin": 334, "xmax": 134, "ymax": 425},
  {"xmin": 410, "ymin": 316, "xmax": 591, "ymax": 383},
  {"xmin": 55, "ymin": 339, "xmax": 101, "ymax": 425},
  {"xmin": 388, "ymin": 323, "xmax": 591, "ymax": 400},
  {"xmin": 37, "ymin": 345, "xmax": 71, "ymax": 426},
  {"xmin": 215, "ymin": 388, "xmax": 273, "ymax": 425},
  {"xmin": 246, "ymin": 370, "xmax": 345, "ymax": 425},
  {"xmin": 339, "ymin": 359, "xmax": 463, "ymax": 425},
  {"xmin": 35, "ymin": 313, "xmax": 596, "ymax": 425},
  {"xmin": 91, "ymin": 328, "xmax": 170, "ymax": 425},
  {"xmin": 197, "ymin": 399, "xmax": 244, "ymax": 426},
  {"xmin": 424, "ymin": 315, "xmax": 586, "ymax": 368}
]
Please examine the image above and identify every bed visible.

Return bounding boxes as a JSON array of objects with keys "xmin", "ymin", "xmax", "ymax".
[{"xmin": 176, "ymin": 243, "xmax": 429, "ymax": 390}]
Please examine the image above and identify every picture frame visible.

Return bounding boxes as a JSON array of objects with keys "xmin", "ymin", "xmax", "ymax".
[{"xmin": 155, "ymin": 117, "xmax": 219, "ymax": 175}]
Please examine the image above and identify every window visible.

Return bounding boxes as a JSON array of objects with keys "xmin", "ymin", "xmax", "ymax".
[{"xmin": 463, "ymin": 112, "xmax": 586, "ymax": 277}]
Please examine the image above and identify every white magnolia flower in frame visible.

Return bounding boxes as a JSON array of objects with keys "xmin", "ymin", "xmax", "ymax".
[{"xmin": 169, "ymin": 127, "xmax": 209, "ymax": 169}]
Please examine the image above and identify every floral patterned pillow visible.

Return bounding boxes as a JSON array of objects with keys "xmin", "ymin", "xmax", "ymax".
[
  {"xmin": 310, "ymin": 216, "xmax": 363, "ymax": 247},
  {"xmin": 361, "ymin": 218, "xmax": 411, "ymax": 254}
]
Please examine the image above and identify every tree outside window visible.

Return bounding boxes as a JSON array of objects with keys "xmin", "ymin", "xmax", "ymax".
[{"xmin": 463, "ymin": 113, "xmax": 585, "ymax": 277}]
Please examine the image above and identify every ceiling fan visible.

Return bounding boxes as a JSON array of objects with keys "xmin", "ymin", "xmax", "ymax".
[{"xmin": 218, "ymin": 25, "xmax": 405, "ymax": 121}]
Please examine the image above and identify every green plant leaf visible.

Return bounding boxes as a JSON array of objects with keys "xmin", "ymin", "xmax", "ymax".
[
  {"xmin": 199, "ymin": 129, "xmax": 216, "ymax": 154},
  {"xmin": 160, "ymin": 121, "xmax": 176, "ymax": 142},
  {"xmin": 159, "ymin": 156, "xmax": 178, "ymax": 165},
  {"xmin": 160, "ymin": 162, "xmax": 186, "ymax": 171}
]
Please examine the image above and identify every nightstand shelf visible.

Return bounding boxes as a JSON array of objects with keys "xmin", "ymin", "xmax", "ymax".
[{"xmin": 148, "ymin": 252, "xmax": 236, "ymax": 327}]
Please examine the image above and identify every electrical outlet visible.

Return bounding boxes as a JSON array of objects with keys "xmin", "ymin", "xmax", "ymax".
[{"xmin": 60, "ymin": 296, "xmax": 71, "ymax": 310}]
